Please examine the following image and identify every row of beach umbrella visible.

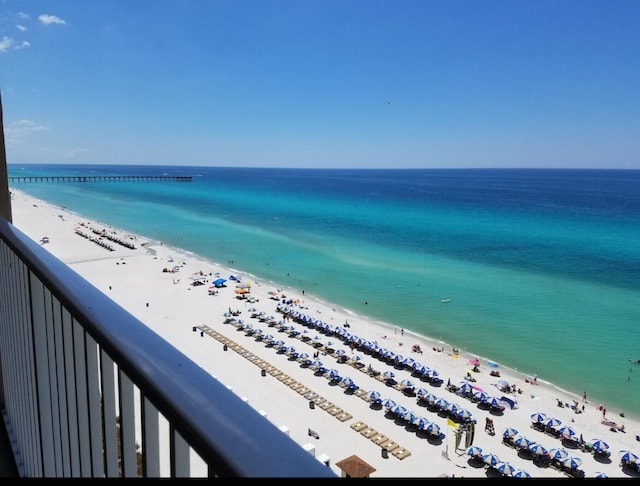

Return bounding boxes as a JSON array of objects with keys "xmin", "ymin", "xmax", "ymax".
[
  {"xmin": 466, "ymin": 447, "xmax": 530, "ymax": 477},
  {"xmin": 276, "ymin": 305, "xmax": 444, "ymax": 380},
  {"xmin": 380, "ymin": 398, "xmax": 444, "ymax": 436}
]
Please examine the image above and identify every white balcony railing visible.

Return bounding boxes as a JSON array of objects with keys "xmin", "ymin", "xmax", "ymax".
[{"xmin": 0, "ymin": 218, "xmax": 335, "ymax": 478}]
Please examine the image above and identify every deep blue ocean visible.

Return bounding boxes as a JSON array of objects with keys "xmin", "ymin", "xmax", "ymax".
[{"xmin": 8, "ymin": 164, "xmax": 640, "ymax": 419}]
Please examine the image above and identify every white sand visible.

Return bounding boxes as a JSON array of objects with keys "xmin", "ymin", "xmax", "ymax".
[{"xmin": 9, "ymin": 188, "xmax": 640, "ymax": 478}]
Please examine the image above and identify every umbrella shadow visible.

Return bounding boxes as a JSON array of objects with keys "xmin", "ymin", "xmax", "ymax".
[
  {"xmin": 392, "ymin": 417, "xmax": 407, "ymax": 427},
  {"xmin": 593, "ymin": 454, "xmax": 612, "ymax": 465},
  {"xmin": 485, "ymin": 467, "xmax": 503, "ymax": 478},
  {"xmin": 621, "ymin": 464, "xmax": 640, "ymax": 477},
  {"xmin": 561, "ymin": 437, "xmax": 580, "ymax": 449},
  {"xmin": 405, "ymin": 423, "xmax": 419, "ymax": 433},
  {"xmin": 467, "ymin": 457, "xmax": 485, "ymax": 469},
  {"xmin": 517, "ymin": 449, "xmax": 534, "ymax": 460},
  {"xmin": 415, "ymin": 429, "xmax": 444, "ymax": 445}
]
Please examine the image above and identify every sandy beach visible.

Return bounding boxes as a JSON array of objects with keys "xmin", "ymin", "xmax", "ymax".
[{"xmin": 9, "ymin": 187, "xmax": 640, "ymax": 478}]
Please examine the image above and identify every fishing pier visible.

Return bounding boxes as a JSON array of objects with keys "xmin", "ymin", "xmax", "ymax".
[{"xmin": 9, "ymin": 175, "xmax": 192, "ymax": 183}]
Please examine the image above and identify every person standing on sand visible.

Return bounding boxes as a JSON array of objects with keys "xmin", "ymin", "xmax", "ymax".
[{"xmin": 583, "ymin": 391, "xmax": 587, "ymax": 403}]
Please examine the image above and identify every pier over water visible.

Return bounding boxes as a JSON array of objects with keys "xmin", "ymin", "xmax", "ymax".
[{"xmin": 9, "ymin": 175, "xmax": 192, "ymax": 183}]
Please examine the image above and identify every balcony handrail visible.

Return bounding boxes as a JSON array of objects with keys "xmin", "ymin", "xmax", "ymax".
[{"xmin": 0, "ymin": 217, "xmax": 335, "ymax": 478}]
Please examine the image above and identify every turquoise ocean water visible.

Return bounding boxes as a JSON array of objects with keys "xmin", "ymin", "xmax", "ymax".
[{"xmin": 8, "ymin": 165, "xmax": 640, "ymax": 419}]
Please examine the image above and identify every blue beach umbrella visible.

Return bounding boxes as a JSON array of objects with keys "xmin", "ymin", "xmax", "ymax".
[
  {"xmin": 425, "ymin": 422, "xmax": 441, "ymax": 436},
  {"xmin": 368, "ymin": 390, "xmax": 381, "ymax": 403},
  {"xmin": 512, "ymin": 469, "xmax": 531, "ymax": 478},
  {"xmin": 415, "ymin": 417, "xmax": 430, "ymax": 430},
  {"xmin": 421, "ymin": 393, "xmax": 436, "ymax": 405},
  {"xmin": 482, "ymin": 453, "xmax": 500, "ymax": 467},
  {"xmin": 457, "ymin": 409, "xmax": 473, "ymax": 421},
  {"xmin": 383, "ymin": 398, "xmax": 397, "ymax": 410},
  {"xmin": 557, "ymin": 425, "xmax": 576, "ymax": 439},
  {"xmin": 391, "ymin": 405, "xmax": 408, "ymax": 419},
  {"xmin": 406, "ymin": 410, "xmax": 419, "ymax": 424},
  {"xmin": 619, "ymin": 450, "xmax": 640, "ymax": 463},
  {"xmin": 594, "ymin": 472, "xmax": 608, "ymax": 478},
  {"xmin": 328, "ymin": 369, "xmax": 341, "ymax": 380},
  {"xmin": 495, "ymin": 461, "xmax": 516, "ymax": 476},
  {"xmin": 543, "ymin": 417, "xmax": 561, "ymax": 428},
  {"xmin": 467, "ymin": 445, "xmax": 483, "ymax": 457},
  {"xmin": 399, "ymin": 379, "xmax": 414, "ymax": 390},
  {"xmin": 503, "ymin": 427, "xmax": 519, "ymax": 438},
  {"xmin": 445, "ymin": 402, "xmax": 459, "ymax": 415},
  {"xmin": 403, "ymin": 356, "xmax": 416, "ymax": 368},
  {"xmin": 415, "ymin": 388, "xmax": 430, "ymax": 398},
  {"xmin": 433, "ymin": 398, "xmax": 449, "ymax": 410},
  {"xmin": 487, "ymin": 396, "xmax": 503, "ymax": 409},
  {"xmin": 530, "ymin": 412, "xmax": 547, "ymax": 423},
  {"xmin": 341, "ymin": 377, "xmax": 357, "ymax": 389},
  {"xmin": 529, "ymin": 443, "xmax": 548, "ymax": 456},
  {"xmin": 459, "ymin": 382, "xmax": 474, "ymax": 395},
  {"xmin": 591, "ymin": 439, "xmax": 609, "ymax": 453},
  {"xmin": 473, "ymin": 390, "xmax": 489, "ymax": 402},
  {"xmin": 549, "ymin": 448, "xmax": 569, "ymax": 461},
  {"xmin": 513, "ymin": 436, "xmax": 532, "ymax": 449},
  {"xmin": 416, "ymin": 365, "xmax": 431, "ymax": 377},
  {"xmin": 561, "ymin": 456, "xmax": 582, "ymax": 470}
]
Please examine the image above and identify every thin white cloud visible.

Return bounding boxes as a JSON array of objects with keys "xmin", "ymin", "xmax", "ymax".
[
  {"xmin": 16, "ymin": 24, "xmax": 27, "ymax": 32},
  {"xmin": 0, "ymin": 36, "xmax": 30, "ymax": 52},
  {"xmin": 0, "ymin": 36, "xmax": 15, "ymax": 52},
  {"xmin": 18, "ymin": 12, "xmax": 30, "ymax": 20},
  {"xmin": 38, "ymin": 14, "xmax": 66, "ymax": 26},
  {"xmin": 5, "ymin": 120, "xmax": 49, "ymax": 145}
]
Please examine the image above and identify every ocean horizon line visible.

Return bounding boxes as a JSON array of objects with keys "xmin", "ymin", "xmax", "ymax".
[{"xmin": 8, "ymin": 163, "xmax": 640, "ymax": 173}]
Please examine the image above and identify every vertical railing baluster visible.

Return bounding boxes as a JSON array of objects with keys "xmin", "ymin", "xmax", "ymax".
[
  {"xmin": 100, "ymin": 351, "xmax": 118, "ymax": 477},
  {"xmin": 50, "ymin": 294, "xmax": 70, "ymax": 476},
  {"xmin": 61, "ymin": 308, "xmax": 80, "ymax": 476},
  {"xmin": 118, "ymin": 372, "xmax": 137, "ymax": 477},
  {"xmin": 30, "ymin": 276, "xmax": 53, "ymax": 476},
  {"xmin": 141, "ymin": 396, "xmax": 160, "ymax": 477},
  {"xmin": 172, "ymin": 428, "xmax": 190, "ymax": 478},
  {"xmin": 85, "ymin": 335, "xmax": 104, "ymax": 477},
  {"xmin": 72, "ymin": 318, "xmax": 92, "ymax": 477}
]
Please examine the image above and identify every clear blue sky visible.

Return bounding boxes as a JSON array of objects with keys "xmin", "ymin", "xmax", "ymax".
[{"xmin": 1, "ymin": 0, "xmax": 639, "ymax": 169}]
